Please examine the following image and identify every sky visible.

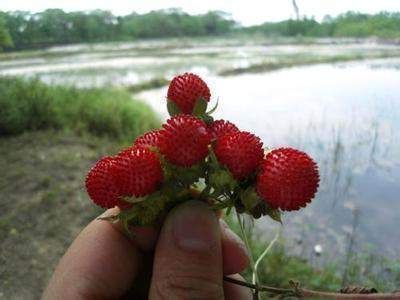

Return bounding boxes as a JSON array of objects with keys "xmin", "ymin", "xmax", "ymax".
[{"xmin": 1, "ymin": 0, "xmax": 399, "ymax": 26}]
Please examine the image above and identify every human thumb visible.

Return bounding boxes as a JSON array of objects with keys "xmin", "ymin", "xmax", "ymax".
[{"xmin": 149, "ymin": 200, "xmax": 224, "ymax": 299}]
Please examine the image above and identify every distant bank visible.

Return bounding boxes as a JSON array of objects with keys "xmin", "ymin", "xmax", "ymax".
[{"xmin": 1, "ymin": 10, "xmax": 400, "ymax": 51}]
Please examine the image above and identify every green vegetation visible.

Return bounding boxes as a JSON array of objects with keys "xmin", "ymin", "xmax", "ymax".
[
  {"xmin": 0, "ymin": 77, "xmax": 160, "ymax": 141},
  {"xmin": 0, "ymin": 14, "xmax": 12, "ymax": 49},
  {"xmin": 0, "ymin": 9, "xmax": 235, "ymax": 50},
  {"xmin": 0, "ymin": 77, "xmax": 161, "ymax": 298},
  {"xmin": 219, "ymin": 50, "xmax": 400, "ymax": 76},
  {"xmin": 127, "ymin": 77, "xmax": 169, "ymax": 93},
  {"xmin": 246, "ymin": 12, "xmax": 400, "ymax": 39},
  {"xmin": 1, "ymin": 10, "xmax": 400, "ymax": 51},
  {"xmin": 225, "ymin": 216, "xmax": 400, "ymax": 295}
]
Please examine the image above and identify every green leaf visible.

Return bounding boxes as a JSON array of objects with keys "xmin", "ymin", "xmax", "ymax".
[
  {"xmin": 240, "ymin": 186, "xmax": 261, "ymax": 211},
  {"xmin": 202, "ymin": 114, "xmax": 214, "ymax": 124},
  {"xmin": 208, "ymin": 146, "xmax": 220, "ymax": 169},
  {"xmin": 192, "ymin": 97, "xmax": 208, "ymax": 116},
  {"xmin": 122, "ymin": 195, "xmax": 148, "ymax": 203},
  {"xmin": 178, "ymin": 164, "xmax": 205, "ymax": 185},
  {"xmin": 266, "ymin": 207, "xmax": 283, "ymax": 224},
  {"xmin": 206, "ymin": 99, "xmax": 219, "ymax": 114},
  {"xmin": 119, "ymin": 192, "xmax": 169, "ymax": 226},
  {"xmin": 163, "ymin": 160, "xmax": 205, "ymax": 186},
  {"xmin": 167, "ymin": 100, "xmax": 181, "ymax": 117},
  {"xmin": 209, "ymin": 169, "xmax": 237, "ymax": 191}
]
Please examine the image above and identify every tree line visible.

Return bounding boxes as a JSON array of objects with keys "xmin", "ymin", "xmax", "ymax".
[
  {"xmin": 0, "ymin": 9, "xmax": 235, "ymax": 50},
  {"xmin": 0, "ymin": 9, "xmax": 399, "ymax": 51},
  {"xmin": 246, "ymin": 11, "xmax": 400, "ymax": 39}
]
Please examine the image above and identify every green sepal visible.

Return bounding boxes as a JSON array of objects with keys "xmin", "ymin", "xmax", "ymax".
[
  {"xmin": 207, "ymin": 146, "xmax": 220, "ymax": 169},
  {"xmin": 266, "ymin": 207, "xmax": 283, "ymax": 224},
  {"xmin": 240, "ymin": 186, "xmax": 262, "ymax": 211},
  {"xmin": 206, "ymin": 99, "xmax": 219, "ymax": 115},
  {"xmin": 163, "ymin": 161, "xmax": 206, "ymax": 187},
  {"xmin": 167, "ymin": 100, "xmax": 181, "ymax": 117},
  {"xmin": 122, "ymin": 195, "xmax": 148, "ymax": 204},
  {"xmin": 192, "ymin": 97, "xmax": 208, "ymax": 116},
  {"xmin": 202, "ymin": 114, "xmax": 214, "ymax": 124},
  {"xmin": 119, "ymin": 191, "xmax": 168, "ymax": 227},
  {"xmin": 209, "ymin": 169, "xmax": 237, "ymax": 192},
  {"xmin": 179, "ymin": 164, "xmax": 206, "ymax": 185}
]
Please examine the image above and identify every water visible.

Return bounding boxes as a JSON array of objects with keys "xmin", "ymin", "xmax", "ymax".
[
  {"xmin": 141, "ymin": 62, "xmax": 400, "ymax": 259},
  {"xmin": 1, "ymin": 39, "xmax": 399, "ymax": 259}
]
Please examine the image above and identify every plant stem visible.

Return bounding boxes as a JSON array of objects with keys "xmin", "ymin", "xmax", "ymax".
[
  {"xmin": 223, "ymin": 276, "xmax": 400, "ymax": 299},
  {"xmin": 235, "ymin": 210, "xmax": 259, "ymax": 287},
  {"xmin": 252, "ymin": 228, "xmax": 281, "ymax": 286},
  {"xmin": 224, "ymin": 276, "xmax": 295, "ymax": 295}
]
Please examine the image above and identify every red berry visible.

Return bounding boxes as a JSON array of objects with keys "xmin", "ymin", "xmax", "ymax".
[
  {"xmin": 134, "ymin": 130, "xmax": 161, "ymax": 149},
  {"xmin": 256, "ymin": 148, "xmax": 319, "ymax": 211},
  {"xmin": 208, "ymin": 119, "xmax": 239, "ymax": 140},
  {"xmin": 214, "ymin": 131, "xmax": 264, "ymax": 180},
  {"xmin": 159, "ymin": 114, "xmax": 211, "ymax": 167},
  {"xmin": 85, "ymin": 156, "xmax": 131, "ymax": 209},
  {"xmin": 114, "ymin": 146, "xmax": 163, "ymax": 197},
  {"xmin": 167, "ymin": 73, "xmax": 211, "ymax": 114}
]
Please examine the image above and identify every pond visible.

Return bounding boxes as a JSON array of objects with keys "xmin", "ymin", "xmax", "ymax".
[
  {"xmin": 140, "ymin": 61, "xmax": 400, "ymax": 260},
  {"xmin": 1, "ymin": 38, "xmax": 399, "ymax": 259}
]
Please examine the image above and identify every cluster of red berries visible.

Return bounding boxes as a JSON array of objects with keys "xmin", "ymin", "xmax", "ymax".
[{"xmin": 86, "ymin": 72, "xmax": 319, "ymax": 224}]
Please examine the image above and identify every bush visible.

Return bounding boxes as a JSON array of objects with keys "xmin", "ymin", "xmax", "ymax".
[{"xmin": 0, "ymin": 77, "xmax": 160, "ymax": 141}]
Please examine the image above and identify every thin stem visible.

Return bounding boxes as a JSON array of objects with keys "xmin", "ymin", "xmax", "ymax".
[
  {"xmin": 252, "ymin": 228, "xmax": 281, "ymax": 285},
  {"xmin": 223, "ymin": 276, "xmax": 295, "ymax": 295},
  {"xmin": 223, "ymin": 276, "xmax": 400, "ymax": 299},
  {"xmin": 235, "ymin": 210, "xmax": 258, "ymax": 285}
]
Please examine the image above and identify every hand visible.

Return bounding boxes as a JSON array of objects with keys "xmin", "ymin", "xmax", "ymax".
[{"xmin": 43, "ymin": 201, "xmax": 252, "ymax": 299}]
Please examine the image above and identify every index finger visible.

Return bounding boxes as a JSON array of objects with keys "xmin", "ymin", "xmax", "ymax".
[{"xmin": 42, "ymin": 208, "xmax": 156, "ymax": 300}]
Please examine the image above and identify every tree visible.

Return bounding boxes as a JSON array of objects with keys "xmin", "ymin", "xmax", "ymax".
[{"xmin": 0, "ymin": 13, "xmax": 13, "ymax": 50}]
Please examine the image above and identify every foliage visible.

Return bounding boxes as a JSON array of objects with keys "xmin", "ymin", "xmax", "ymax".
[
  {"xmin": 0, "ymin": 13, "xmax": 13, "ymax": 50},
  {"xmin": 120, "ymin": 9, "xmax": 235, "ymax": 39},
  {"xmin": 0, "ymin": 9, "xmax": 236, "ymax": 49},
  {"xmin": 1, "ymin": 9, "xmax": 399, "ymax": 50},
  {"xmin": 247, "ymin": 11, "xmax": 400, "ymax": 39},
  {"xmin": 127, "ymin": 77, "xmax": 169, "ymax": 93},
  {"xmin": 0, "ymin": 77, "xmax": 160, "ymax": 141},
  {"xmin": 333, "ymin": 11, "xmax": 400, "ymax": 39}
]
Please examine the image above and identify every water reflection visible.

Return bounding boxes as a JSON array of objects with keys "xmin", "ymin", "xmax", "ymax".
[{"xmin": 2, "ymin": 39, "xmax": 400, "ymax": 88}]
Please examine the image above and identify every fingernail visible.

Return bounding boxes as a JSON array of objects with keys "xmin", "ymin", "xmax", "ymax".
[
  {"xmin": 172, "ymin": 201, "xmax": 218, "ymax": 252},
  {"xmin": 98, "ymin": 207, "xmax": 120, "ymax": 219}
]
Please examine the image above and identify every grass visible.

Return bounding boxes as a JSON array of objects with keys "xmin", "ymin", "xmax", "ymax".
[
  {"xmin": 0, "ymin": 76, "xmax": 163, "ymax": 298},
  {"xmin": 0, "ymin": 77, "xmax": 162, "ymax": 298},
  {"xmin": 0, "ymin": 77, "xmax": 160, "ymax": 142},
  {"xmin": 126, "ymin": 77, "xmax": 169, "ymax": 93},
  {"xmin": 218, "ymin": 51, "xmax": 400, "ymax": 76},
  {"xmin": 225, "ymin": 215, "xmax": 400, "ymax": 297},
  {"xmin": 0, "ymin": 131, "xmax": 117, "ymax": 299}
]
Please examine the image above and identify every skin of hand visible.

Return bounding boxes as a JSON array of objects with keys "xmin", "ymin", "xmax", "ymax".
[{"xmin": 43, "ymin": 200, "xmax": 252, "ymax": 299}]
